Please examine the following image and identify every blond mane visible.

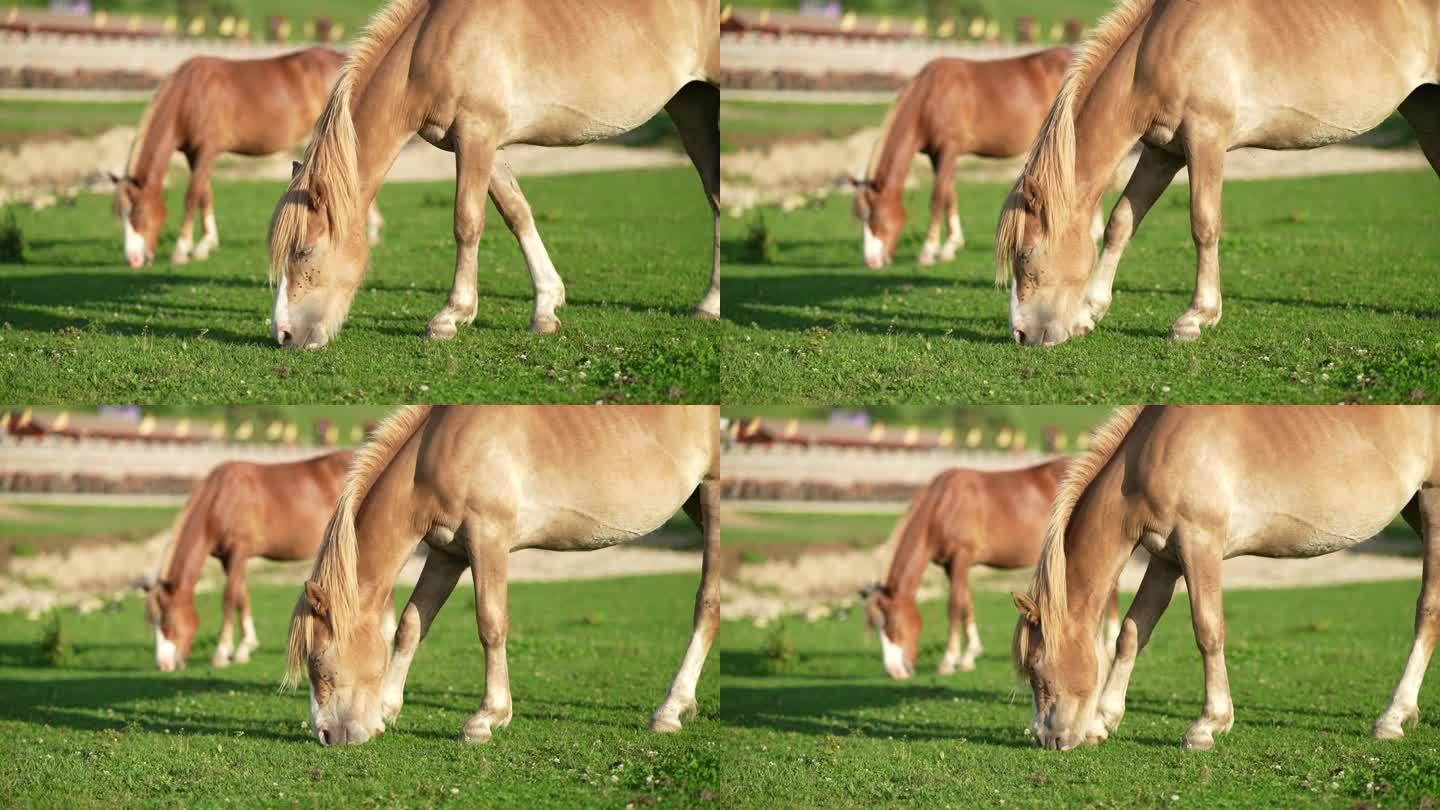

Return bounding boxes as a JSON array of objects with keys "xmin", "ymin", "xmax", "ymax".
[
  {"xmin": 267, "ymin": 0, "xmax": 424, "ymax": 283},
  {"xmin": 282, "ymin": 404, "xmax": 432, "ymax": 689},
  {"xmin": 993, "ymin": 0, "xmax": 1154, "ymax": 286},
  {"xmin": 1013, "ymin": 404, "xmax": 1144, "ymax": 675}
]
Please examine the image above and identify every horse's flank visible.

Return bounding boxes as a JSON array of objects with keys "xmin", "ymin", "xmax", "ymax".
[
  {"xmin": 993, "ymin": 0, "xmax": 1156, "ymax": 285},
  {"xmin": 283, "ymin": 404, "xmax": 431, "ymax": 688},
  {"xmin": 1016, "ymin": 405, "xmax": 1145, "ymax": 673}
]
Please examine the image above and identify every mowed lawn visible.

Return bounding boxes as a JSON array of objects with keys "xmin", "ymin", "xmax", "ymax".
[
  {"xmin": 0, "ymin": 168, "xmax": 719, "ymax": 403},
  {"xmin": 720, "ymin": 582, "xmax": 1440, "ymax": 807},
  {"xmin": 721, "ymin": 169, "xmax": 1440, "ymax": 403},
  {"xmin": 0, "ymin": 574, "xmax": 720, "ymax": 807}
]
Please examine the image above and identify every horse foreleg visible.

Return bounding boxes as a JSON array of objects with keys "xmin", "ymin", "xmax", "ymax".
[
  {"xmin": 460, "ymin": 538, "xmax": 513, "ymax": 743},
  {"xmin": 233, "ymin": 559, "xmax": 258, "ymax": 663},
  {"xmin": 919, "ymin": 148, "xmax": 960, "ymax": 265},
  {"xmin": 426, "ymin": 129, "xmax": 495, "ymax": 341},
  {"xmin": 488, "ymin": 158, "xmax": 565, "ymax": 334},
  {"xmin": 366, "ymin": 200, "xmax": 385, "ymax": 245},
  {"xmin": 651, "ymin": 478, "xmax": 719, "ymax": 732},
  {"xmin": 665, "ymin": 81, "xmax": 720, "ymax": 320},
  {"xmin": 1097, "ymin": 558, "xmax": 1178, "ymax": 733},
  {"xmin": 381, "ymin": 550, "xmax": 465, "ymax": 724},
  {"xmin": 1080, "ymin": 144, "xmax": 1182, "ymax": 334},
  {"xmin": 938, "ymin": 555, "xmax": 977, "ymax": 674},
  {"xmin": 1177, "ymin": 533, "xmax": 1233, "ymax": 750},
  {"xmin": 212, "ymin": 554, "xmax": 243, "ymax": 667},
  {"xmin": 1171, "ymin": 130, "xmax": 1226, "ymax": 342},
  {"xmin": 1375, "ymin": 491, "xmax": 1440, "ymax": 738}
]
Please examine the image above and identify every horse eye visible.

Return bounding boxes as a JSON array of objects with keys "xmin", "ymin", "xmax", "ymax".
[{"xmin": 293, "ymin": 246, "xmax": 314, "ymax": 261}]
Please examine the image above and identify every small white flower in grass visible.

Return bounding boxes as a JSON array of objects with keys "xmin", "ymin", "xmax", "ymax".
[
  {"xmin": 1170, "ymin": 796, "xmax": 1179, "ymax": 802},
  {"xmin": 451, "ymin": 788, "xmax": 459, "ymax": 795},
  {"xmin": 420, "ymin": 384, "xmax": 429, "ymax": 392}
]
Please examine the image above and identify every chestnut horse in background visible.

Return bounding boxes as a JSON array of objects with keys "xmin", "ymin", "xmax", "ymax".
[
  {"xmin": 862, "ymin": 458, "xmax": 1119, "ymax": 678},
  {"xmin": 267, "ymin": 0, "xmax": 719, "ymax": 349},
  {"xmin": 112, "ymin": 47, "xmax": 383, "ymax": 268},
  {"xmin": 851, "ymin": 48, "xmax": 1074, "ymax": 269},
  {"xmin": 1014, "ymin": 406, "xmax": 1440, "ymax": 751},
  {"xmin": 143, "ymin": 449, "xmax": 395, "ymax": 671},
  {"xmin": 284, "ymin": 405, "xmax": 719, "ymax": 746}
]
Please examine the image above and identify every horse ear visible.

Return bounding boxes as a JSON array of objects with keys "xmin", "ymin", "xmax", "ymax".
[
  {"xmin": 1013, "ymin": 592, "xmax": 1040, "ymax": 625},
  {"xmin": 1020, "ymin": 176, "xmax": 1043, "ymax": 213},
  {"xmin": 304, "ymin": 580, "xmax": 329, "ymax": 617},
  {"xmin": 291, "ymin": 160, "xmax": 303, "ymax": 179}
]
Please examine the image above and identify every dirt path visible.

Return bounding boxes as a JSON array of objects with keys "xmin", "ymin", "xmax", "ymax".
[
  {"xmin": 0, "ymin": 527, "xmax": 700, "ymax": 617},
  {"xmin": 720, "ymin": 126, "xmax": 1431, "ymax": 213},
  {"xmin": 0, "ymin": 125, "xmax": 689, "ymax": 204},
  {"xmin": 723, "ymin": 521, "xmax": 1423, "ymax": 624}
]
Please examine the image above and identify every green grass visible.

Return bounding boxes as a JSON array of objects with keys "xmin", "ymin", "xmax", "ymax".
[
  {"xmin": 0, "ymin": 574, "xmax": 720, "ymax": 807},
  {"xmin": 719, "ymin": 581, "xmax": 1440, "ymax": 807},
  {"xmin": 0, "ymin": 100, "xmax": 147, "ymax": 145},
  {"xmin": 723, "ymin": 510, "xmax": 899, "ymax": 550},
  {"xmin": 721, "ymin": 100, "xmax": 890, "ymax": 152},
  {"xmin": 0, "ymin": 168, "xmax": 720, "ymax": 403},
  {"xmin": 0, "ymin": 502, "xmax": 179, "ymax": 543},
  {"xmin": 720, "ymin": 169, "xmax": 1440, "ymax": 403}
]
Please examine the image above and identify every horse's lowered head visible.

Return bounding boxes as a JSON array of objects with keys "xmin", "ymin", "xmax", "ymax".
[
  {"xmin": 860, "ymin": 583, "xmax": 918, "ymax": 679},
  {"xmin": 141, "ymin": 578, "xmax": 197, "ymax": 671},
  {"xmin": 287, "ymin": 580, "xmax": 389, "ymax": 745},
  {"xmin": 1012, "ymin": 591, "xmax": 1109, "ymax": 750},
  {"xmin": 110, "ymin": 172, "xmax": 163, "ymax": 268},
  {"xmin": 849, "ymin": 175, "xmax": 904, "ymax": 269},
  {"xmin": 267, "ymin": 159, "xmax": 371, "ymax": 350}
]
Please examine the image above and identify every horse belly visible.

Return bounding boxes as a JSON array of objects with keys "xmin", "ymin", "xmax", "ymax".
[{"xmin": 1226, "ymin": 505, "xmax": 1403, "ymax": 559}]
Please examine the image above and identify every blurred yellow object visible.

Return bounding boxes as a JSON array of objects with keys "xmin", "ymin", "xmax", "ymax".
[
  {"xmin": 218, "ymin": 16, "xmax": 235, "ymax": 36},
  {"xmin": 187, "ymin": 17, "xmax": 205, "ymax": 37}
]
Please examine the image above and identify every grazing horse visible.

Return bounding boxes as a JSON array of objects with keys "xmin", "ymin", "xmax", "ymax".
[
  {"xmin": 861, "ymin": 458, "xmax": 1119, "ymax": 678},
  {"xmin": 266, "ymin": 0, "xmax": 720, "ymax": 349},
  {"xmin": 143, "ymin": 450, "xmax": 399, "ymax": 671},
  {"xmin": 1013, "ymin": 405, "xmax": 1440, "ymax": 751},
  {"xmin": 996, "ymin": 0, "xmax": 1440, "ymax": 346},
  {"xmin": 283, "ymin": 405, "xmax": 719, "ymax": 746},
  {"xmin": 851, "ymin": 48, "xmax": 1073, "ymax": 269},
  {"xmin": 111, "ymin": 47, "xmax": 383, "ymax": 269}
]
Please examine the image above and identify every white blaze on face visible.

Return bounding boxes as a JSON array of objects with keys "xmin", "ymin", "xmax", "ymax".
[
  {"xmin": 154, "ymin": 625, "xmax": 178, "ymax": 671},
  {"xmin": 272, "ymin": 272, "xmax": 292, "ymax": 342},
  {"xmin": 862, "ymin": 223, "xmax": 886, "ymax": 269},
  {"xmin": 310, "ymin": 684, "xmax": 322, "ymax": 741},
  {"xmin": 878, "ymin": 627, "xmax": 911, "ymax": 679},
  {"xmin": 1009, "ymin": 280, "xmax": 1022, "ymax": 337},
  {"xmin": 124, "ymin": 219, "xmax": 147, "ymax": 268}
]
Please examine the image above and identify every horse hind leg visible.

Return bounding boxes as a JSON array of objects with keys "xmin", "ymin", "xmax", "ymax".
[
  {"xmin": 488, "ymin": 157, "xmax": 566, "ymax": 334},
  {"xmin": 664, "ymin": 81, "xmax": 720, "ymax": 320},
  {"xmin": 1176, "ymin": 526, "xmax": 1234, "ymax": 750},
  {"xmin": 1398, "ymin": 85, "xmax": 1440, "ymax": 177},
  {"xmin": 651, "ymin": 478, "xmax": 719, "ymax": 732},
  {"xmin": 461, "ymin": 527, "xmax": 514, "ymax": 743},
  {"xmin": 426, "ymin": 127, "xmax": 497, "ymax": 341},
  {"xmin": 1374, "ymin": 492, "xmax": 1440, "ymax": 739},
  {"xmin": 381, "ymin": 549, "xmax": 465, "ymax": 724},
  {"xmin": 1170, "ymin": 127, "xmax": 1227, "ymax": 342}
]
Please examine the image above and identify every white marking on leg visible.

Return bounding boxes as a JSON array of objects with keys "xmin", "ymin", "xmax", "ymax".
[
  {"xmin": 941, "ymin": 210, "xmax": 964, "ymax": 259},
  {"xmin": 234, "ymin": 615, "xmax": 258, "ymax": 663},
  {"xmin": 1375, "ymin": 635, "xmax": 1431, "ymax": 738},
  {"xmin": 519, "ymin": 226, "xmax": 565, "ymax": 333},
  {"xmin": 171, "ymin": 236, "xmax": 193, "ymax": 265},
  {"xmin": 918, "ymin": 237, "xmax": 940, "ymax": 266},
  {"xmin": 878, "ymin": 628, "xmax": 911, "ymax": 679},
  {"xmin": 195, "ymin": 212, "xmax": 218, "ymax": 259},
  {"xmin": 651, "ymin": 625, "xmax": 710, "ymax": 732},
  {"xmin": 959, "ymin": 620, "xmax": 982, "ymax": 669},
  {"xmin": 862, "ymin": 223, "xmax": 886, "ymax": 269},
  {"xmin": 154, "ymin": 625, "xmax": 178, "ymax": 671},
  {"xmin": 212, "ymin": 624, "xmax": 234, "ymax": 668}
]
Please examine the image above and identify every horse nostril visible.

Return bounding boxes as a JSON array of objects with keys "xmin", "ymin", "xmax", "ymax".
[
  {"xmin": 277, "ymin": 329, "xmax": 293, "ymax": 348},
  {"xmin": 1013, "ymin": 329, "xmax": 1026, "ymax": 345},
  {"xmin": 317, "ymin": 727, "xmax": 330, "ymax": 746}
]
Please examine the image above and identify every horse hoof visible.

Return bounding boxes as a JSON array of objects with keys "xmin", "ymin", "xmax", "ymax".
[
  {"xmin": 459, "ymin": 724, "xmax": 492, "ymax": 744},
  {"xmin": 1168, "ymin": 321, "xmax": 1202, "ymax": 342},
  {"xmin": 692, "ymin": 308, "xmax": 719, "ymax": 322},
  {"xmin": 1373, "ymin": 722, "xmax": 1406, "ymax": 740},
  {"xmin": 210, "ymin": 653, "xmax": 231, "ymax": 668},
  {"xmin": 649, "ymin": 715, "xmax": 683, "ymax": 733},
  {"xmin": 381, "ymin": 701, "xmax": 403, "ymax": 724},
  {"xmin": 171, "ymin": 254, "xmax": 191, "ymax": 266},
  {"xmin": 1181, "ymin": 732, "xmax": 1214, "ymax": 751},
  {"xmin": 939, "ymin": 247, "xmax": 961, "ymax": 262},
  {"xmin": 529, "ymin": 316, "xmax": 561, "ymax": 335},
  {"xmin": 233, "ymin": 648, "xmax": 251, "ymax": 664},
  {"xmin": 426, "ymin": 320, "xmax": 458, "ymax": 341}
]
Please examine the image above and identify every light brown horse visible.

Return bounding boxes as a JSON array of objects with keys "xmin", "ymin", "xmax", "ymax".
[
  {"xmin": 283, "ymin": 405, "xmax": 719, "ymax": 746},
  {"xmin": 851, "ymin": 48, "xmax": 1072, "ymax": 269},
  {"xmin": 266, "ymin": 0, "xmax": 720, "ymax": 349},
  {"xmin": 111, "ymin": 47, "xmax": 385, "ymax": 268},
  {"xmin": 142, "ymin": 450, "xmax": 389, "ymax": 671},
  {"xmin": 996, "ymin": 0, "xmax": 1440, "ymax": 346},
  {"xmin": 862, "ymin": 458, "xmax": 1119, "ymax": 678},
  {"xmin": 1013, "ymin": 405, "xmax": 1440, "ymax": 751}
]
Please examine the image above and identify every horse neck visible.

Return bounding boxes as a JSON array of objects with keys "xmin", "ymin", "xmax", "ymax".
[
  {"xmin": 1068, "ymin": 38, "xmax": 1155, "ymax": 213},
  {"xmin": 884, "ymin": 491, "xmax": 937, "ymax": 601},
  {"xmin": 349, "ymin": 456, "xmax": 421, "ymax": 617},
  {"xmin": 128, "ymin": 109, "xmax": 178, "ymax": 190},
  {"xmin": 348, "ymin": 25, "xmax": 426, "ymax": 208},
  {"xmin": 163, "ymin": 497, "xmax": 215, "ymax": 597},
  {"xmin": 1060, "ymin": 460, "xmax": 1136, "ymax": 635},
  {"xmin": 870, "ymin": 101, "xmax": 922, "ymax": 200}
]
